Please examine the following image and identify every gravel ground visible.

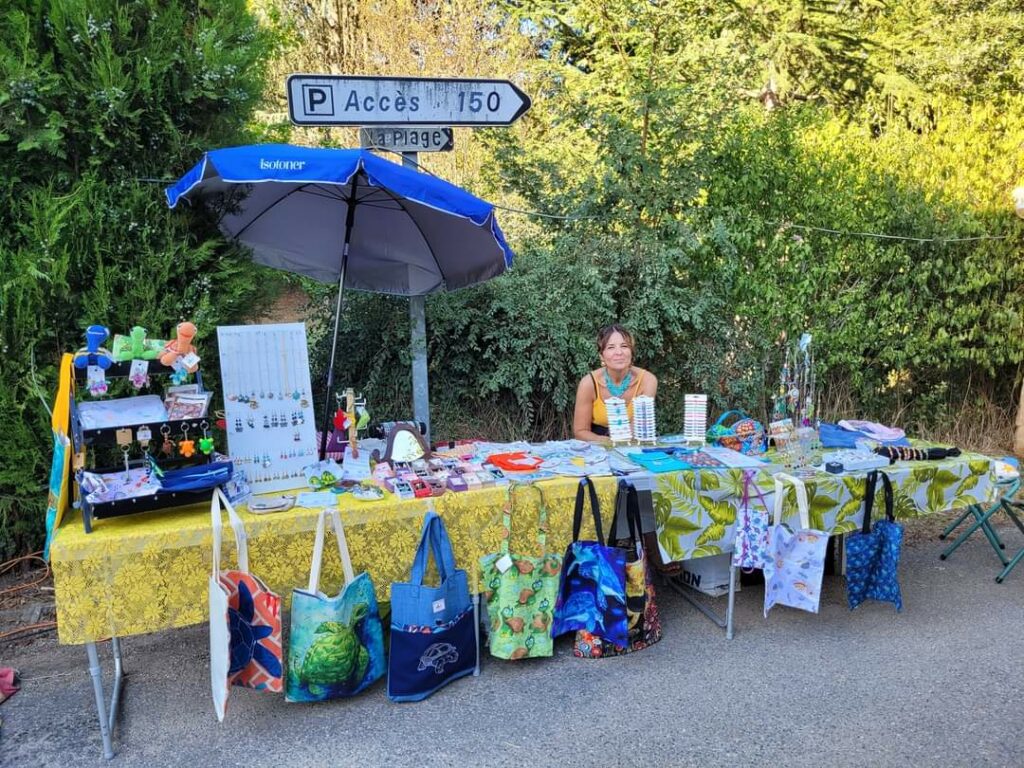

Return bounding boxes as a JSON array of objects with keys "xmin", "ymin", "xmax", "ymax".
[{"xmin": 2, "ymin": 511, "xmax": 1023, "ymax": 768}]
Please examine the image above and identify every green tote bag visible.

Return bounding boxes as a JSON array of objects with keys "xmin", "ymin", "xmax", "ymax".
[{"xmin": 480, "ymin": 483, "xmax": 562, "ymax": 660}]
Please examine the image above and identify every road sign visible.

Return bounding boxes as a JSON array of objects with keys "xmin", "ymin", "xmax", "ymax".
[
  {"xmin": 359, "ymin": 126, "xmax": 454, "ymax": 153},
  {"xmin": 287, "ymin": 75, "xmax": 531, "ymax": 127}
]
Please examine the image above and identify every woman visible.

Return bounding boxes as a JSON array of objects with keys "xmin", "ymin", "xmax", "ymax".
[{"xmin": 573, "ymin": 324, "xmax": 658, "ymax": 443}]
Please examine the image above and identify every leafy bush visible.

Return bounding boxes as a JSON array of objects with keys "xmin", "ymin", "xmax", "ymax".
[{"xmin": 0, "ymin": 0, "xmax": 282, "ymax": 557}]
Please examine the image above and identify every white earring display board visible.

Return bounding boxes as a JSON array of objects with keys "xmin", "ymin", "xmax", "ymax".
[{"xmin": 217, "ymin": 323, "xmax": 317, "ymax": 495}]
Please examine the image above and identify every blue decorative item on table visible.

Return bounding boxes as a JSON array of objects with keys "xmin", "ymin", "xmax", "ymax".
[
  {"xmin": 845, "ymin": 470, "xmax": 903, "ymax": 611},
  {"xmin": 706, "ymin": 410, "xmax": 766, "ymax": 455}
]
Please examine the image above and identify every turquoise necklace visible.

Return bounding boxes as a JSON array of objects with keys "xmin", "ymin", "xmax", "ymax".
[{"xmin": 604, "ymin": 368, "xmax": 633, "ymax": 398}]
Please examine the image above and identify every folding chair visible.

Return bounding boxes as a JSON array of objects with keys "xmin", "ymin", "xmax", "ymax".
[{"xmin": 939, "ymin": 457, "xmax": 1024, "ymax": 582}]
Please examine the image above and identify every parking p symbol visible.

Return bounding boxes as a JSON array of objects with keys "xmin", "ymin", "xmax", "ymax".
[{"xmin": 303, "ymin": 86, "xmax": 334, "ymax": 115}]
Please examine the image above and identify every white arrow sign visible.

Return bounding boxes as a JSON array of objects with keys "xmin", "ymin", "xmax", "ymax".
[{"xmin": 287, "ymin": 75, "xmax": 531, "ymax": 127}]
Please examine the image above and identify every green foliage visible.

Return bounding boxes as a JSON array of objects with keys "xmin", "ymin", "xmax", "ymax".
[{"xmin": 0, "ymin": 0, "xmax": 283, "ymax": 557}]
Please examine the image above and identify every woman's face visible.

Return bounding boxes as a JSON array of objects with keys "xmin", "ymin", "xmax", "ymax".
[{"xmin": 600, "ymin": 331, "xmax": 633, "ymax": 372}]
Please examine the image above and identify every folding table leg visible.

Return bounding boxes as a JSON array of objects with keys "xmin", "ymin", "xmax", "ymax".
[
  {"xmin": 995, "ymin": 502, "xmax": 1024, "ymax": 584},
  {"xmin": 940, "ymin": 500, "xmax": 1009, "ymax": 565},
  {"xmin": 725, "ymin": 565, "xmax": 737, "ymax": 640},
  {"xmin": 85, "ymin": 638, "xmax": 125, "ymax": 760},
  {"xmin": 939, "ymin": 506, "xmax": 976, "ymax": 541},
  {"xmin": 666, "ymin": 571, "xmax": 733, "ymax": 639}
]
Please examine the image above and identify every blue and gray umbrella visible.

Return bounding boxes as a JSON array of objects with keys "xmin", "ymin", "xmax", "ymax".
[{"xmin": 166, "ymin": 144, "xmax": 514, "ymax": 457}]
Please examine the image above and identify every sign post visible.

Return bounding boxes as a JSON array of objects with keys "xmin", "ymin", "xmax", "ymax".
[{"xmin": 288, "ymin": 74, "xmax": 530, "ymax": 444}]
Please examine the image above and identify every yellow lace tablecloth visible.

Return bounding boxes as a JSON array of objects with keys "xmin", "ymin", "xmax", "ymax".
[{"xmin": 50, "ymin": 476, "xmax": 618, "ymax": 645}]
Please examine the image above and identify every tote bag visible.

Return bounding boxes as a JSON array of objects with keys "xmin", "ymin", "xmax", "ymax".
[
  {"xmin": 285, "ymin": 509, "xmax": 386, "ymax": 702},
  {"xmin": 731, "ymin": 470, "xmax": 772, "ymax": 571},
  {"xmin": 480, "ymin": 483, "xmax": 562, "ymax": 660},
  {"xmin": 209, "ymin": 487, "xmax": 283, "ymax": 722},
  {"xmin": 575, "ymin": 481, "xmax": 662, "ymax": 658},
  {"xmin": 846, "ymin": 470, "xmax": 903, "ymax": 611},
  {"xmin": 552, "ymin": 477, "xmax": 628, "ymax": 647},
  {"xmin": 388, "ymin": 510, "xmax": 478, "ymax": 701},
  {"xmin": 763, "ymin": 474, "xmax": 829, "ymax": 617}
]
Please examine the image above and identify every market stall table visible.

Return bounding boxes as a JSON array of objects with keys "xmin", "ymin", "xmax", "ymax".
[{"xmin": 49, "ymin": 452, "xmax": 996, "ymax": 758}]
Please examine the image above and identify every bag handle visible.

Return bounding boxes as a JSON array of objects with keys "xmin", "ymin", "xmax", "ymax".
[
  {"xmin": 210, "ymin": 487, "xmax": 248, "ymax": 578},
  {"xmin": 308, "ymin": 508, "xmax": 356, "ymax": 593},
  {"xmin": 712, "ymin": 410, "xmax": 749, "ymax": 429},
  {"xmin": 572, "ymin": 477, "xmax": 604, "ymax": 544},
  {"xmin": 410, "ymin": 508, "xmax": 458, "ymax": 586},
  {"xmin": 502, "ymin": 482, "xmax": 549, "ymax": 556},
  {"xmin": 741, "ymin": 470, "xmax": 771, "ymax": 515},
  {"xmin": 773, "ymin": 473, "xmax": 810, "ymax": 529},
  {"xmin": 861, "ymin": 471, "xmax": 896, "ymax": 534},
  {"xmin": 610, "ymin": 480, "xmax": 643, "ymax": 556}
]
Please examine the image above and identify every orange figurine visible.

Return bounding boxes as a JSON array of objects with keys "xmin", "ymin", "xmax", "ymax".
[{"xmin": 160, "ymin": 321, "xmax": 199, "ymax": 372}]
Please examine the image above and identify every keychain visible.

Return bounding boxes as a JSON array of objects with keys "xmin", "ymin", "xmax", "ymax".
[
  {"xmin": 129, "ymin": 359, "xmax": 150, "ymax": 389},
  {"xmin": 178, "ymin": 423, "xmax": 196, "ymax": 458},
  {"xmin": 136, "ymin": 425, "xmax": 152, "ymax": 452},
  {"xmin": 198, "ymin": 421, "xmax": 215, "ymax": 455},
  {"xmin": 115, "ymin": 428, "xmax": 133, "ymax": 473},
  {"xmin": 160, "ymin": 424, "xmax": 175, "ymax": 457}
]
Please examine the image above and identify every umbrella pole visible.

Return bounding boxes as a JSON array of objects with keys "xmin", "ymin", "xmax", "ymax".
[{"xmin": 319, "ymin": 178, "xmax": 358, "ymax": 461}]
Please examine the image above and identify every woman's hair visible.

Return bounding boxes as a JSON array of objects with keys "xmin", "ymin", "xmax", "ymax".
[{"xmin": 597, "ymin": 324, "xmax": 634, "ymax": 353}]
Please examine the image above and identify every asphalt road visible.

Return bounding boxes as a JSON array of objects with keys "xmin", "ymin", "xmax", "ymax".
[{"xmin": 4, "ymin": 516, "xmax": 1023, "ymax": 768}]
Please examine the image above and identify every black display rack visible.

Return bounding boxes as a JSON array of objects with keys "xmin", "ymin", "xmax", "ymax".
[{"xmin": 70, "ymin": 360, "xmax": 216, "ymax": 532}]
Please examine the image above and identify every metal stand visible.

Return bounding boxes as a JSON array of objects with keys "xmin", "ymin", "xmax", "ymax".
[
  {"xmin": 85, "ymin": 637, "xmax": 125, "ymax": 760},
  {"xmin": 665, "ymin": 565, "xmax": 737, "ymax": 640}
]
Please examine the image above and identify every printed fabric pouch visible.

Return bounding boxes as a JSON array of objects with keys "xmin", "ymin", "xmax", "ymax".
[
  {"xmin": 388, "ymin": 509, "xmax": 478, "ymax": 701},
  {"xmin": 706, "ymin": 410, "xmax": 767, "ymax": 455},
  {"xmin": 731, "ymin": 470, "xmax": 773, "ymax": 571},
  {"xmin": 575, "ymin": 481, "xmax": 662, "ymax": 658},
  {"xmin": 480, "ymin": 482, "xmax": 562, "ymax": 660},
  {"xmin": 209, "ymin": 487, "xmax": 283, "ymax": 722},
  {"xmin": 285, "ymin": 509, "xmax": 387, "ymax": 702},
  {"xmin": 846, "ymin": 470, "xmax": 903, "ymax": 611},
  {"xmin": 552, "ymin": 477, "xmax": 628, "ymax": 648},
  {"xmin": 763, "ymin": 473, "xmax": 829, "ymax": 617}
]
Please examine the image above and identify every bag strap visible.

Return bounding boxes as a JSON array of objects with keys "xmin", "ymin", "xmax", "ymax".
[
  {"xmin": 861, "ymin": 471, "xmax": 878, "ymax": 534},
  {"xmin": 713, "ymin": 409, "xmax": 747, "ymax": 429},
  {"xmin": 773, "ymin": 473, "xmax": 810, "ymax": 529},
  {"xmin": 211, "ymin": 487, "xmax": 248, "ymax": 578},
  {"xmin": 862, "ymin": 471, "xmax": 896, "ymax": 533},
  {"xmin": 308, "ymin": 508, "xmax": 356, "ymax": 593},
  {"xmin": 610, "ymin": 480, "xmax": 643, "ymax": 556},
  {"xmin": 572, "ymin": 477, "xmax": 604, "ymax": 544},
  {"xmin": 502, "ymin": 482, "xmax": 549, "ymax": 555},
  {"xmin": 742, "ymin": 470, "xmax": 771, "ymax": 515},
  {"xmin": 878, "ymin": 471, "xmax": 895, "ymax": 523},
  {"xmin": 410, "ymin": 508, "xmax": 458, "ymax": 586}
]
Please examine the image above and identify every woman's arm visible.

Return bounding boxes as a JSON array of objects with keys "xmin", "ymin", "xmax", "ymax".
[{"xmin": 573, "ymin": 375, "xmax": 606, "ymax": 443}]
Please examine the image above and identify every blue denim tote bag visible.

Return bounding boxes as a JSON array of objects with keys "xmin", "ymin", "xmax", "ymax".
[{"xmin": 388, "ymin": 509, "xmax": 477, "ymax": 701}]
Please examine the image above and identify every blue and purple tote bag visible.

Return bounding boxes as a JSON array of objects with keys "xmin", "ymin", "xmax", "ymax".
[{"xmin": 846, "ymin": 470, "xmax": 903, "ymax": 611}]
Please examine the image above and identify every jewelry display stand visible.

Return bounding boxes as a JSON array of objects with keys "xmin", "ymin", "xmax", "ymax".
[
  {"xmin": 69, "ymin": 360, "xmax": 214, "ymax": 533},
  {"xmin": 217, "ymin": 323, "xmax": 318, "ymax": 494}
]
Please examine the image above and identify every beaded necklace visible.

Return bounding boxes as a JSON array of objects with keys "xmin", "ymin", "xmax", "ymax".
[{"xmin": 604, "ymin": 368, "xmax": 634, "ymax": 398}]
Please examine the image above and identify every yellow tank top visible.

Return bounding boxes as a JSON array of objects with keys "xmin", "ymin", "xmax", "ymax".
[{"xmin": 590, "ymin": 370, "xmax": 645, "ymax": 428}]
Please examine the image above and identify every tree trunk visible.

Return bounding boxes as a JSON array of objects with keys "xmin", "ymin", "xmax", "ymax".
[{"xmin": 1016, "ymin": 381, "xmax": 1024, "ymax": 458}]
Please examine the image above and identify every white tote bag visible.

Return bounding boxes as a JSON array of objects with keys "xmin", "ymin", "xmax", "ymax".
[
  {"xmin": 209, "ymin": 488, "xmax": 283, "ymax": 722},
  {"xmin": 763, "ymin": 473, "xmax": 829, "ymax": 616}
]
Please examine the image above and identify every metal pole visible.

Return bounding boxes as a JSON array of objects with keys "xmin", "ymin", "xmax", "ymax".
[
  {"xmin": 404, "ymin": 150, "xmax": 431, "ymax": 444},
  {"xmin": 319, "ymin": 175, "xmax": 359, "ymax": 460}
]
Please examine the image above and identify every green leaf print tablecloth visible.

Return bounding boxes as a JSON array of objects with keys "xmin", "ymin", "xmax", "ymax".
[{"xmin": 653, "ymin": 454, "xmax": 996, "ymax": 564}]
